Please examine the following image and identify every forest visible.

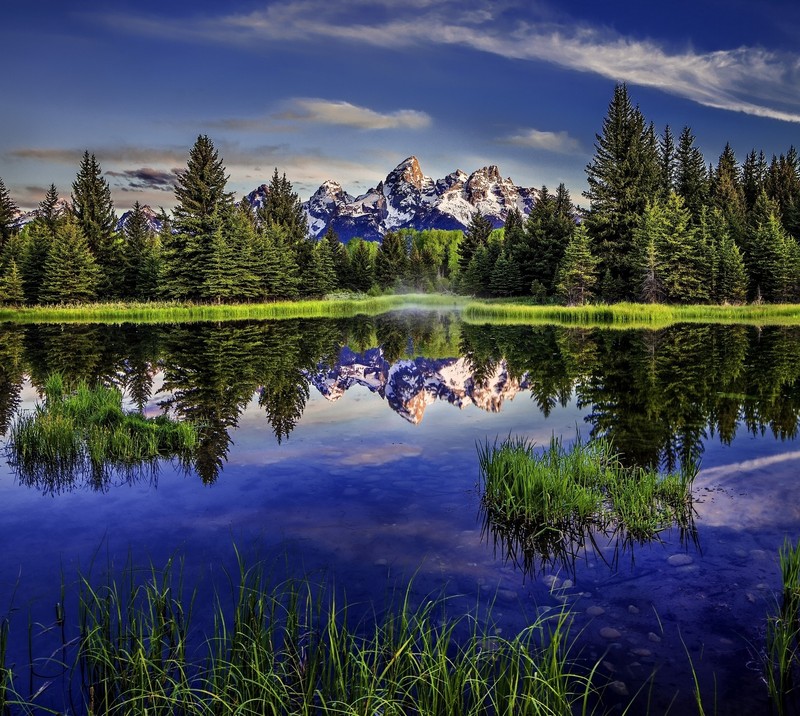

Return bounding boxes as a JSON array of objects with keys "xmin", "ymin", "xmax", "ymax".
[{"xmin": 0, "ymin": 84, "xmax": 798, "ymax": 307}]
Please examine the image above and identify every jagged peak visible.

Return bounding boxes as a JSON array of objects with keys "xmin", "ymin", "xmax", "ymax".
[{"xmin": 385, "ymin": 155, "xmax": 425, "ymax": 190}]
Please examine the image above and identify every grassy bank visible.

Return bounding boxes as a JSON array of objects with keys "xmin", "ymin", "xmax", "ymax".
[
  {"xmin": 2, "ymin": 295, "xmax": 800, "ymax": 327},
  {"xmin": 0, "ymin": 294, "xmax": 466, "ymax": 324},
  {"xmin": 463, "ymin": 300, "xmax": 800, "ymax": 328}
]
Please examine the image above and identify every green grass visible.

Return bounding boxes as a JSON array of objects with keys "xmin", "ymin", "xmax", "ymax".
[
  {"xmin": 463, "ymin": 300, "xmax": 800, "ymax": 328},
  {"xmin": 3, "ymin": 554, "xmax": 607, "ymax": 715},
  {"xmin": 765, "ymin": 536, "xmax": 800, "ymax": 715},
  {"xmin": 0, "ymin": 294, "xmax": 466, "ymax": 324},
  {"xmin": 6, "ymin": 373, "xmax": 197, "ymax": 490},
  {"xmin": 478, "ymin": 435, "xmax": 697, "ymax": 574}
]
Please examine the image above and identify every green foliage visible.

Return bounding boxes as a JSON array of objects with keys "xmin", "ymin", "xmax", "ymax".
[
  {"xmin": 479, "ymin": 435, "xmax": 696, "ymax": 573},
  {"xmin": 457, "ymin": 209, "xmax": 493, "ymax": 276},
  {"xmin": 0, "ymin": 176, "xmax": 18, "ymax": 251},
  {"xmin": 40, "ymin": 214, "xmax": 100, "ymax": 304},
  {"xmin": 374, "ymin": 231, "xmax": 408, "ymax": 289},
  {"xmin": 253, "ymin": 223, "xmax": 301, "ymax": 300},
  {"xmin": 584, "ymin": 84, "xmax": 661, "ymax": 300},
  {"xmin": 122, "ymin": 201, "xmax": 159, "ymax": 299},
  {"xmin": 0, "ymin": 259, "xmax": 24, "ymax": 305},
  {"xmin": 556, "ymin": 224, "xmax": 598, "ymax": 305},
  {"xmin": 163, "ymin": 135, "xmax": 234, "ymax": 301},
  {"xmin": 305, "ymin": 234, "xmax": 338, "ymax": 297},
  {"xmin": 71, "ymin": 151, "xmax": 119, "ymax": 298},
  {"xmin": 675, "ymin": 126, "xmax": 709, "ymax": 222},
  {"xmin": 7, "ymin": 373, "xmax": 197, "ymax": 490},
  {"xmin": 259, "ymin": 168, "xmax": 309, "ymax": 245},
  {"xmin": 348, "ymin": 238, "xmax": 376, "ymax": 292}
]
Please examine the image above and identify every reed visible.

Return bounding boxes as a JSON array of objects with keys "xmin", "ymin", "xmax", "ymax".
[
  {"xmin": 765, "ymin": 536, "xmax": 800, "ymax": 715},
  {"xmin": 463, "ymin": 300, "xmax": 800, "ymax": 329},
  {"xmin": 478, "ymin": 435, "xmax": 697, "ymax": 574},
  {"xmin": 6, "ymin": 373, "xmax": 197, "ymax": 490},
  {"xmin": 0, "ymin": 294, "xmax": 466, "ymax": 325},
  {"xmin": 69, "ymin": 554, "xmax": 601, "ymax": 715}
]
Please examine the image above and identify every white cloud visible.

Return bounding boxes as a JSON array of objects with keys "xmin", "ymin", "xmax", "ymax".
[
  {"xmin": 279, "ymin": 98, "xmax": 431, "ymax": 130},
  {"xmin": 502, "ymin": 128, "xmax": 580, "ymax": 153},
  {"xmin": 102, "ymin": 1, "xmax": 800, "ymax": 124}
]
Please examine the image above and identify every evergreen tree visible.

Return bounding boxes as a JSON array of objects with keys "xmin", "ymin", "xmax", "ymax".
[
  {"xmin": 40, "ymin": 215, "xmax": 99, "ymax": 303},
  {"xmin": 522, "ymin": 185, "xmax": 573, "ymax": 297},
  {"xmin": 711, "ymin": 143, "xmax": 746, "ymax": 245},
  {"xmin": 489, "ymin": 249, "xmax": 521, "ymax": 297},
  {"xmin": 584, "ymin": 84, "xmax": 660, "ymax": 300},
  {"xmin": 0, "ymin": 259, "xmax": 24, "ymax": 305},
  {"xmin": 122, "ymin": 201, "xmax": 155, "ymax": 298},
  {"xmin": 305, "ymin": 234, "xmax": 338, "ymax": 297},
  {"xmin": 331, "ymin": 238, "xmax": 352, "ymax": 290},
  {"xmin": 659, "ymin": 125, "xmax": 677, "ymax": 199},
  {"xmin": 252, "ymin": 223, "xmax": 301, "ymax": 300},
  {"xmin": 749, "ymin": 209, "xmax": 798, "ymax": 302},
  {"xmin": 164, "ymin": 135, "xmax": 234, "ymax": 300},
  {"xmin": 71, "ymin": 151, "xmax": 118, "ymax": 297},
  {"xmin": 717, "ymin": 234, "xmax": 748, "ymax": 304},
  {"xmin": 375, "ymin": 232, "xmax": 408, "ymax": 289},
  {"xmin": 457, "ymin": 209, "xmax": 493, "ymax": 276},
  {"xmin": 0, "ymin": 177, "xmax": 19, "ymax": 252},
  {"xmin": 742, "ymin": 149, "xmax": 767, "ymax": 212},
  {"xmin": 349, "ymin": 239, "xmax": 375, "ymax": 292},
  {"xmin": 675, "ymin": 126, "xmax": 709, "ymax": 222},
  {"xmin": 258, "ymin": 169, "xmax": 309, "ymax": 245},
  {"xmin": 556, "ymin": 224, "xmax": 599, "ymax": 305},
  {"xmin": 21, "ymin": 185, "xmax": 63, "ymax": 304},
  {"xmin": 765, "ymin": 148, "xmax": 800, "ymax": 239}
]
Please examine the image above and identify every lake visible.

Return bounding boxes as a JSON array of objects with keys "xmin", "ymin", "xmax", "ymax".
[{"xmin": 1, "ymin": 312, "xmax": 799, "ymax": 713}]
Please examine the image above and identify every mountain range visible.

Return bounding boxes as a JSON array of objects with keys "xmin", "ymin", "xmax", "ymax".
[
  {"xmin": 253, "ymin": 155, "xmax": 535, "ymax": 242},
  {"xmin": 308, "ymin": 346, "xmax": 527, "ymax": 424}
]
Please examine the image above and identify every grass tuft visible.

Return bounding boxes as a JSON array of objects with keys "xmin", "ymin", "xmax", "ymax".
[{"xmin": 478, "ymin": 435, "xmax": 697, "ymax": 575}]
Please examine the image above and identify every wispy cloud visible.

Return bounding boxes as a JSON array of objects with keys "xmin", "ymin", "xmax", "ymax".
[
  {"xmin": 502, "ymin": 128, "xmax": 581, "ymax": 153},
  {"xmin": 100, "ymin": 0, "xmax": 800, "ymax": 124},
  {"xmin": 212, "ymin": 98, "xmax": 431, "ymax": 132},
  {"xmin": 9, "ymin": 146, "xmax": 189, "ymax": 165}
]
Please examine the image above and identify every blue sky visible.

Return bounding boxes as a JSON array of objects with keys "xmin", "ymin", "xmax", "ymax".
[{"xmin": 2, "ymin": 0, "xmax": 800, "ymax": 211}]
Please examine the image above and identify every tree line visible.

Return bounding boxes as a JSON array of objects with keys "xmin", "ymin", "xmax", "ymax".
[{"xmin": 1, "ymin": 85, "xmax": 799, "ymax": 305}]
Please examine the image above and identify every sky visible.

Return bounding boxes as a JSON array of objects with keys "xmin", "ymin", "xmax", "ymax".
[{"xmin": 2, "ymin": 0, "xmax": 800, "ymax": 212}]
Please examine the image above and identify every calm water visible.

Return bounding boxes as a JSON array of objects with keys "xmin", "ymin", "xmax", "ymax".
[{"xmin": 1, "ymin": 314, "xmax": 799, "ymax": 713}]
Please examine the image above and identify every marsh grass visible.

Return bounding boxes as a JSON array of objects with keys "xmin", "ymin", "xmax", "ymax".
[
  {"xmin": 65, "ymin": 554, "xmax": 603, "ymax": 715},
  {"xmin": 478, "ymin": 436, "xmax": 697, "ymax": 576},
  {"xmin": 0, "ymin": 294, "xmax": 466, "ymax": 325},
  {"xmin": 463, "ymin": 301, "xmax": 800, "ymax": 328},
  {"xmin": 6, "ymin": 373, "xmax": 197, "ymax": 492},
  {"xmin": 765, "ymin": 537, "xmax": 800, "ymax": 715}
]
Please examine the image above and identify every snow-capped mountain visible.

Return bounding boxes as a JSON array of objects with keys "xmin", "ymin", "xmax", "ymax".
[
  {"xmin": 12, "ymin": 198, "xmax": 72, "ymax": 229},
  {"xmin": 115, "ymin": 205, "xmax": 163, "ymax": 234},
  {"xmin": 305, "ymin": 156, "xmax": 535, "ymax": 242},
  {"xmin": 248, "ymin": 156, "xmax": 536, "ymax": 242},
  {"xmin": 308, "ymin": 346, "xmax": 527, "ymax": 424}
]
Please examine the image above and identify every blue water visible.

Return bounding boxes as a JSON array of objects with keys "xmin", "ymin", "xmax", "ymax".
[{"xmin": 1, "ymin": 366, "xmax": 798, "ymax": 712}]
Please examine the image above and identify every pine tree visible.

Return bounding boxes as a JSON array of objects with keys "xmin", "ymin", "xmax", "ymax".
[
  {"xmin": 584, "ymin": 84, "xmax": 660, "ymax": 300},
  {"xmin": 0, "ymin": 259, "xmax": 24, "ymax": 305},
  {"xmin": 675, "ymin": 126, "xmax": 709, "ymax": 223},
  {"xmin": 258, "ymin": 169, "xmax": 309, "ymax": 245},
  {"xmin": 349, "ymin": 239, "xmax": 375, "ymax": 292},
  {"xmin": 522, "ymin": 185, "xmax": 573, "ymax": 297},
  {"xmin": 305, "ymin": 234, "xmax": 338, "ymax": 297},
  {"xmin": 457, "ymin": 209, "xmax": 493, "ymax": 276},
  {"xmin": 122, "ymin": 201, "xmax": 154, "ymax": 298},
  {"xmin": 717, "ymin": 234, "xmax": 748, "ymax": 304},
  {"xmin": 766, "ymin": 148, "xmax": 800, "ymax": 239},
  {"xmin": 659, "ymin": 125, "xmax": 677, "ymax": 199},
  {"xmin": 331, "ymin": 236, "xmax": 353, "ymax": 290},
  {"xmin": 489, "ymin": 249, "xmax": 521, "ymax": 297},
  {"xmin": 164, "ymin": 135, "xmax": 234, "ymax": 300},
  {"xmin": 71, "ymin": 151, "xmax": 118, "ymax": 297},
  {"xmin": 742, "ymin": 149, "xmax": 767, "ymax": 212},
  {"xmin": 21, "ymin": 185, "xmax": 63, "ymax": 304},
  {"xmin": 0, "ymin": 177, "xmax": 19, "ymax": 252},
  {"xmin": 711, "ymin": 143, "xmax": 746, "ymax": 246},
  {"xmin": 40, "ymin": 215, "xmax": 99, "ymax": 303},
  {"xmin": 556, "ymin": 224, "xmax": 598, "ymax": 305},
  {"xmin": 253, "ymin": 224, "xmax": 300, "ymax": 300},
  {"xmin": 375, "ymin": 232, "xmax": 408, "ymax": 289}
]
